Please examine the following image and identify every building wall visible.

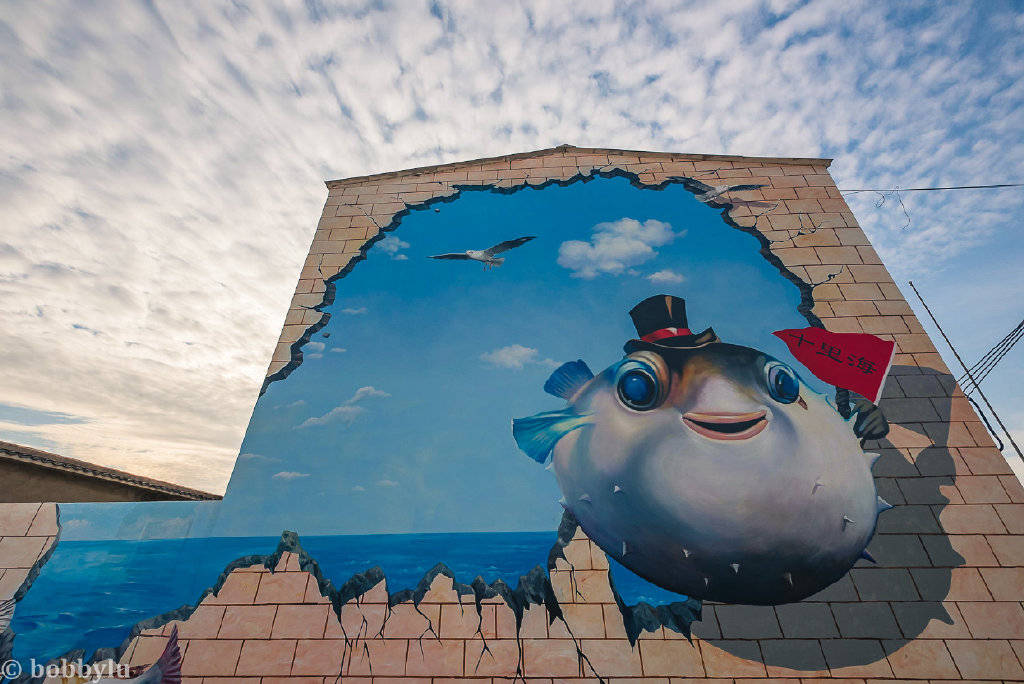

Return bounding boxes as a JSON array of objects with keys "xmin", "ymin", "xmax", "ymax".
[
  {"xmin": 0, "ymin": 460, "xmax": 201, "ymax": 503},
  {"xmin": 3, "ymin": 147, "xmax": 1022, "ymax": 680}
]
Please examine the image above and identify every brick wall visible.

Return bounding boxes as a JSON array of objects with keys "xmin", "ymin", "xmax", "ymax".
[{"xmin": 4, "ymin": 146, "xmax": 1023, "ymax": 681}]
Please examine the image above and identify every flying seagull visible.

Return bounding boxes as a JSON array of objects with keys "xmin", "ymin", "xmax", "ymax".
[
  {"xmin": 0, "ymin": 598, "xmax": 12, "ymax": 631},
  {"xmin": 429, "ymin": 236, "xmax": 536, "ymax": 269},
  {"xmin": 670, "ymin": 178, "xmax": 766, "ymax": 203}
]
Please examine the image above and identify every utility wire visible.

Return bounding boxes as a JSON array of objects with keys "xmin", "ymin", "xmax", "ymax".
[
  {"xmin": 841, "ymin": 183, "xmax": 1024, "ymax": 193},
  {"xmin": 909, "ymin": 281, "xmax": 1023, "ymax": 460},
  {"xmin": 957, "ymin": 319, "xmax": 1024, "ymax": 393}
]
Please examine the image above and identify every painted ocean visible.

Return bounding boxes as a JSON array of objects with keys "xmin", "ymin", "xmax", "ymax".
[{"xmin": 10, "ymin": 531, "xmax": 688, "ymax": 665}]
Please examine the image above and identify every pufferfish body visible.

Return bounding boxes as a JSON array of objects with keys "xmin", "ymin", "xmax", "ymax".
[{"xmin": 513, "ymin": 295, "xmax": 890, "ymax": 605}]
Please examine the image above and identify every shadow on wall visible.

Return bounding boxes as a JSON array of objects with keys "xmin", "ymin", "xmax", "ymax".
[{"xmin": 715, "ymin": 365, "xmax": 963, "ymax": 669}]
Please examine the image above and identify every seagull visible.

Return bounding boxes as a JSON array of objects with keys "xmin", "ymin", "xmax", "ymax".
[
  {"xmin": 429, "ymin": 236, "xmax": 536, "ymax": 270},
  {"xmin": 0, "ymin": 598, "xmax": 13, "ymax": 631},
  {"xmin": 670, "ymin": 178, "xmax": 766, "ymax": 203},
  {"xmin": 100, "ymin": 625, "xmax": 181, "ymax": 683}
]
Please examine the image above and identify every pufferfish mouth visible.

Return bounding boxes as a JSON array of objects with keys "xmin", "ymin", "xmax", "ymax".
[{"xmin": 682, "ymin": 409, "xmax": 769, "ymax": 440}]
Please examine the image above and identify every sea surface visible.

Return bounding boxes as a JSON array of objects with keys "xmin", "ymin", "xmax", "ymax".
[{"xmin": 10, "ymin": 531, "xmax": 688, "ymax": 665}]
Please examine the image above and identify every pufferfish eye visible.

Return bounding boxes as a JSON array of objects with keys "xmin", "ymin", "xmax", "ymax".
[
  {"xmin": 615, "ymin": 352, "xmax": 669, "ymax": 411},
  {"xmin": 764, "ymin": 360, "xmax": 800, "ymax": 404}
]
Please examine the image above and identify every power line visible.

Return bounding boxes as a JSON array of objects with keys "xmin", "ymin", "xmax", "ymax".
[
  {"xmin": 958, "ymin": 319, "xmax": 1024, "ymax": 393},
  {"xmin": 841, "ymin": 183, "xmax": 1024, "ymax": 193},
  {"xmin": 908, "ymin": 281, "xmax": 1023, "ymax": 460}
]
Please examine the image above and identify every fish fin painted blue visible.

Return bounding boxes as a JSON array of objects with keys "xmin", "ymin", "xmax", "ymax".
[
  {"xmin": 543, "ymin": 360, "xmax": 594, "ymax": 400},
  {"xmin": 512, "ymin": 409, "xmax": 593, "ymax": 463}
]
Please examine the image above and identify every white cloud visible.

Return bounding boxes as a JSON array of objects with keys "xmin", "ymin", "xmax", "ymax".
[
  {"xmin": 558, "ymin": 218, "xmax": 679, "ymax": 278},
  {"xmin": 306, "ymin": 341, "xmax": 325, "ymax": 352},
  {"xmin": 273, "ymin": 471, "xmax": 309, "ymax": 480},
  {"xmin": 341, "ymin": 307, "xmax": 367, "ymax": 315},
  {"xmin": 0, "ymin": 1, "xmax": 1021, "ymax": 491},
  {"xmin": 376, "ymin": 479, "xmax": 399, "ymax": 487},
  {"xmin": 480, "ymin": 344, "xmax": 558, "ymax": 370},
  {"xmin": 351, "ymin": 485, "xmax": 366, "ymax": 492},
  {"xmin": 296, "ymin": 385, "xmax": 390, "ymax": 428},
  {"xmin": 378, "ymin": 235, "xmax": 410, "ymax": 260},
  {"xmin": 646, "ymin": 269, "xmax": 686, "ymax": 284},
  {"xmin": 330, "ymin": 347, "xmax": 347, "ymax": 353}
]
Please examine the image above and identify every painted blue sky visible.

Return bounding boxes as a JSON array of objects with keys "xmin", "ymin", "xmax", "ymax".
[
  {"xmin": 0, "ymin": 1, "xmax": 1021, "ymax": 491},
  {"xmin": 209, "ymin": 175, "xmax": 823, "ymax": 536}
]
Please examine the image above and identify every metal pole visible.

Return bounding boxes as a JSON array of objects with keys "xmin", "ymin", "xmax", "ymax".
[{"xmin": 908, "ymin": 281, "xmax": 1023, "ymax": 460}]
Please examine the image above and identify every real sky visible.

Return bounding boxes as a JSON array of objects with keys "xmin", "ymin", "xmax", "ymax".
[{"xmin": 0, "ymin": 0, "xmax": 1021, "ymax": 491}]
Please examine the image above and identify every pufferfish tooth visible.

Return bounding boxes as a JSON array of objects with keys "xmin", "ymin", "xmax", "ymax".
[
  {"xmin": 612, "ymin": 484, "xmax": 624, "ymax": 494},
  {"xmin": 876, "ymin": 495, "xmax": 893, "ymax": 512},
  {"xmin": 864, "ymin": 452, "xmax": 881, "ymax": 466},
  {"xmin": 621, "ymin": 541, "xmax": 630, "ymax": 556},
  {"xmin": 812, "ymin": 478, "xmax": 824, "ymax": 494},
  {"xmin": 842, "ymin": 515, "xmax": 855, "ymax": 529},
  {"xmin": 730, "ymin": 563, "xmax": 740, "ymax": 574},
  {"xmin": 682, "ymin": 548, "xmax": 691, "ymax": 558},
  {"xmin": 783, "ymin": 571, "xmax": 794, "ymax": 587},
  {"xmin": 558, "ymin": 496, "xmax": 568, "ymax": 509}
]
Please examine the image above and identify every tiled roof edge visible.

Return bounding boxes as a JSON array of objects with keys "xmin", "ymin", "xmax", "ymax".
[
  {"xmin": 0, "ymin": 441, "xmax": 222, "ymax": 500},
  {"xmin": 325, "ymin": 143, "xmax": 833, "ymax": 188}
]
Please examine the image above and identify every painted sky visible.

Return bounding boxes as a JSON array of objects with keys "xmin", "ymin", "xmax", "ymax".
[
  {"xmin": 1, "ymin": 1, "xmax": 1022, "ymax": 491},
  {"xmin": 213, "ymin": 174, "xmax": 823, "ymax": 536}
]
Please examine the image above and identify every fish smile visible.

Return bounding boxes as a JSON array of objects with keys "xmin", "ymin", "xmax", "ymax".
[{"xmin": 682, "ymin": 410, "xmax": 769, "ymax": 440}]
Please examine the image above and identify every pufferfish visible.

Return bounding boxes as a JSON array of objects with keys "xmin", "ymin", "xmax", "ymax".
[{"xmin": 513, "ymin": 295, "xmax": 891, "ymax": 605}]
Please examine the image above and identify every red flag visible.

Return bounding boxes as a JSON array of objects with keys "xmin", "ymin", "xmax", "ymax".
[{"xmin": 773, "ymin": 327, "xmax": 896, "ymax": 403}]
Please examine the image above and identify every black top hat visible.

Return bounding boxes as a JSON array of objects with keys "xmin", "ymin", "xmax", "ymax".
[{"xmin": 624, "ymin": 294, "xmax": 719, "ymax": 354}]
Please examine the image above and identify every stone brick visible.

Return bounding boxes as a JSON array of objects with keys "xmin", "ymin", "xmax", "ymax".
[
  {"xmin": 465, "ymin": 637, "xmax": 519, "ymax": 676},
  {"xmin": 956, "ymin": 475, "xmax": 1011, "ymax": 503},
  {"xmin": 381, "ymin": 603, "xmax": 440, "ymax": 638},
  {"xmin": 819, "ymin": 639, "xmax": 893, "ymax": 678},
  {"xmin": 698, "ymin": 640, "xmax": 766, "ymax": 678},
  {"xmin": 814, "ymin": 246, "xmax": 862, "ymax": 264},
  {"xmin": 0, "ymin": 504, "xmax": 40, "ymax": 536},
  {"xmin": 405, "ymin": 638, "xmax": 465, "ymax": 676},
  {"xmin": 831, "ymin": 602, "xmax": 902, "ymax": 638},
  {"xmin": 979, "ymin": 566, "xmax": 1024, "ymax": 600},
  {"xmin": 988, "ymin": 533, "xmax": 1024, "ymax": 564},
  {"xmin": 346, "ymin": 638, "xmax": 408, "ymax": 676},
  {"xmin": 959, "ymin": 447, "xmax": 1014, "ymax": 475},
  {"xmin": 219, "ymin": 605, "xmax": 276, "ymax": 638},
  {"xmin": 805, "ymin": 573, "xmax": 859, "ymax": 601},
  {"xmin": 255, "ymin": 571, "xmax": 309, "ymax": 604},
  {"xmin": 881, "ymin": 639, "xmax": 959, "ymax": 679},
  {"xmin": 235, "ymin": 639, "xmax": 296, "ymax": 676},
  {"xmin": 759, "ymin": 639, "xmax": 829, "ymax": 678},
  {"xmin": 180, "ymin": 639, "xmax": 243, "ymax": 676},
  {"xmin": 850, "ymin": 568, "xmax": 919, "ymax": 600},
  {"xmin": 914, "ymin": 566, "xmax": 991, "ymax": 601},
  {"xmin": 863, "ymin": 533, "xmax": 930, "ymax": 567},
  {"xmin": 773, "ymin": 603, "xmax": 839, "ymax": 638},
  {"xmin": 891, "ymin": 600, "xmax": 971, "ymax": 638},
  {"xmin": 876, "ymin": 505, "xmax": 940, "ymax": 533},
  {"xmin": 0, "ymin": 536, "xmax": 46, "ymax": 567},
  {"xmin": 773, "ymin": 247, "xmax": 820, "ymax": 266},
  {"xmin": 896, "ymin": 476, "xmax": 956, "ymax": 504},
  {"xmin": 291, "ymin": 639, "xmax": 344, "ymax": 676},
  {"xmin": 715, "ymin": 604, "xmax": 782, "ymax": 638},
  {"xmin": 578, "ymin": 639, "xmax": 642, "ymax": 676},
  {"xmin": 1001, "ymin": 474, "xmax": 1024, "ymax": 502},
  {"xmin": 559, "ymin": 603, "xmax": 605, "ymax": 638},
  {"xmin": 957, "ymin": 600, "xmax": 1024, "ymax": 638},
  {"xmin": 638, "ymin": 639, "xmax": 703, "ymax": 676},
  {"xmin": 945, "ymin": 639, "xmax": 1024, "ymax": 679},
  {"xmin": 936, "ymin": 504, "xmax": 1007, "ymax": 534},
  {"xmin": 440, "ymin": 602, "xmax": 494, "ymax": 638},
  {"xmin": 523, "ymin": 638, "xmax": 581, "ymax": 676},
  {"xmin": 271, "ymin": 604, "xmax": 329, "ymax": 639}
]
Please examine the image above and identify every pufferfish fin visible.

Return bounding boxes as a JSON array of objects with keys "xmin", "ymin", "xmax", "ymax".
[
  {"xmin": 512, "ymin": 409, "xmax": 594, "ymax": 463},
  {"xmin": 543, "ymin": 360, "xmax": 595, "ymax": 400}
]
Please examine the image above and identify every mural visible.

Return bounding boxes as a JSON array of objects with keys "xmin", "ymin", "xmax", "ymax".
[{"xmin": 2, "ymin": 172, "xmax": 898, "ymax": 672}]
